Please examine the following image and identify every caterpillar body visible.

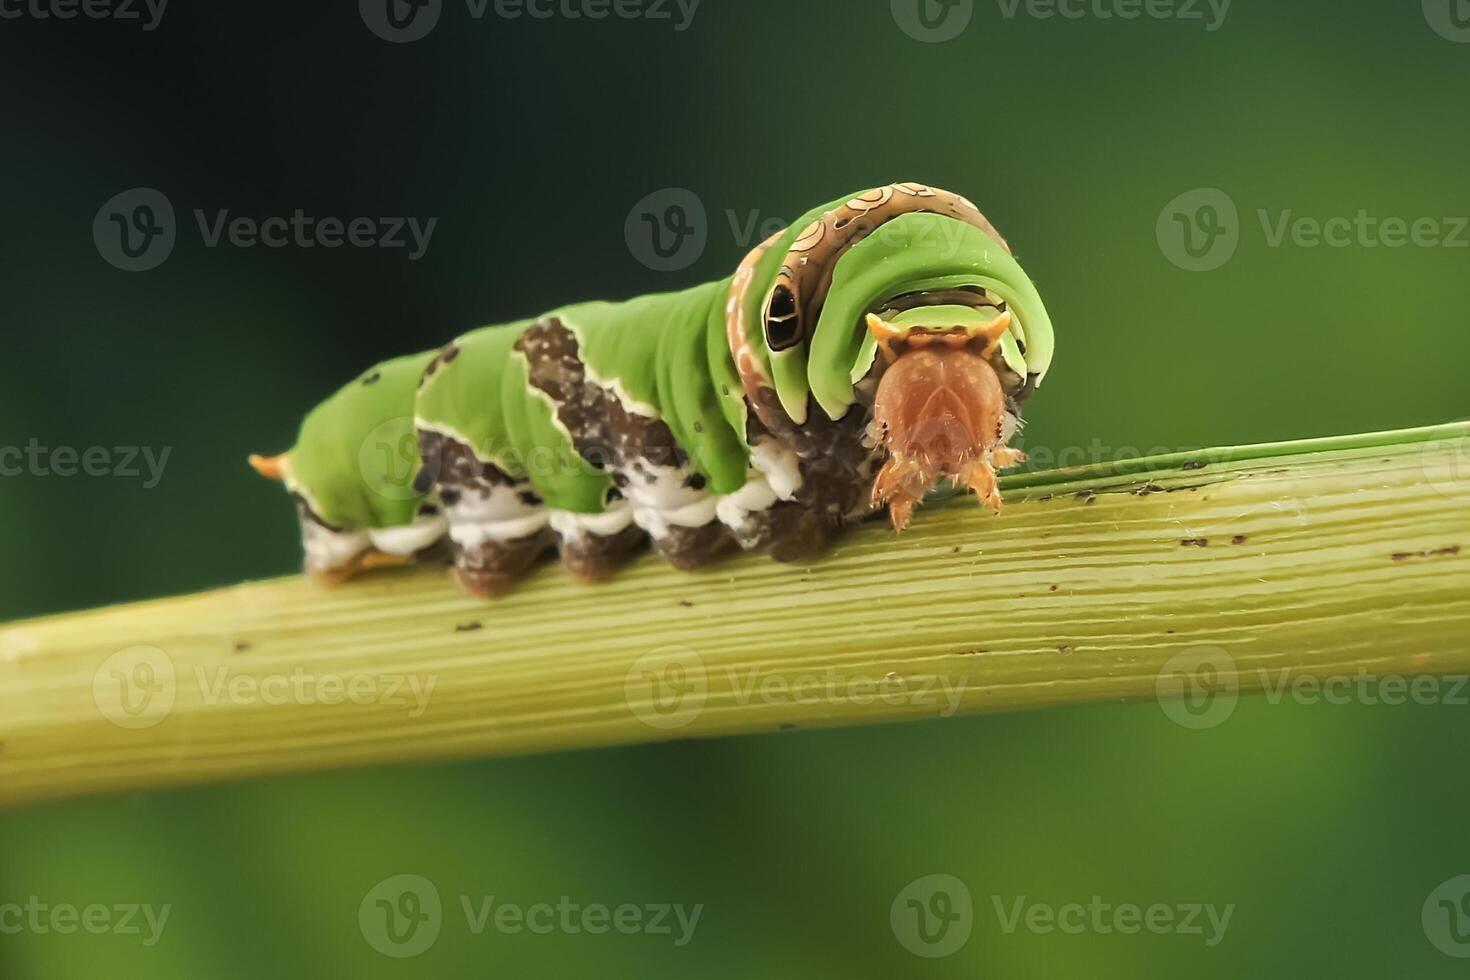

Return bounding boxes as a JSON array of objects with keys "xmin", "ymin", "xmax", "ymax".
[{"xmin": 250, "ymin": 183, "xmax": 1056, "ymax": 596}]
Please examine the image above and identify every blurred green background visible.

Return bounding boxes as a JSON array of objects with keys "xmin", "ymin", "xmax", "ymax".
[{"xmin": 3, "ymin": 0, "xmax": 1469, "ymax": 975}]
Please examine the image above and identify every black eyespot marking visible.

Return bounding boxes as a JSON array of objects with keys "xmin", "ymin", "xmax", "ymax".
[
  {"xmin": 362, "ymin": 371, "xmax": 381, "ymax": 386},
  {"xmin": 606, "ymin": 487, "xmax": 624, "ymax": 503},
  {"xmin": 765, "ymin": 283, "xmax": 801, "ymax": 351},
  {"xmin": 683, "ymin": 472, "xmax": 707, "ymax": 490},
  {"xmin": 518, "ymin": 490, "xmax": 542, "ymax": 506}
]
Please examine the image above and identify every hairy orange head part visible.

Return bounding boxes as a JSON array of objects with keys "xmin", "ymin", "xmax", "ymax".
[{"xmin": 866, "ymin": 313, "xmax": 1025, "ymax": 530}]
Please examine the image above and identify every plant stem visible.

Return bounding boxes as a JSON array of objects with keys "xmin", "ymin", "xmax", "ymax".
[{"xmin": 2, "ymin": 423, "xmax": 1467, "ymax": 808}]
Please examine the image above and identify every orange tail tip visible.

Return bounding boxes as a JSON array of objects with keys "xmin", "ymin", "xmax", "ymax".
[{"xmin": 248, "ymin": 453, "xmax": 289, "ymax": 481}]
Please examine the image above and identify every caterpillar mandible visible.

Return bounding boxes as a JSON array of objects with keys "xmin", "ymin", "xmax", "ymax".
[{"xmin": 250, "ymin": 182, "xmax": 1056, "ymax": 597}]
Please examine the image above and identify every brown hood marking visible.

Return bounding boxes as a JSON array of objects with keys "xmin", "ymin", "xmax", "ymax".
[
  {"xmin": 723, "ymin": 183, "xmax": 1011, "ymax": 441},
  {"xmin": 761, "ymin": 183, "xmax": 1011, "ymax": 356},
  {"xmin": 726, "ymin": 229, "xmax": 784, "ymax": 422}
]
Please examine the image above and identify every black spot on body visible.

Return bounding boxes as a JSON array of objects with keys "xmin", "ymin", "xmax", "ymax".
[
  {"xmin": 683, "ymin": 472, "xmax": 707, "ymax": 490},
  {"xmin": 455, "ymin": 621, "xmax": 483, "ymax": 632},
  {"xmin": 519, "ymin": 490, "xmax": 542, "ymax": 506},
  {"xmin": 362, "ymin": 371, "xmax": 381, "ymax": 386}
]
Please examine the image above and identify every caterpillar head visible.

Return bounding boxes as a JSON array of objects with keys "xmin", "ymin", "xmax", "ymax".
[
  {"xmin": 865, "ymin": 307, "xmax": 1024, "ymax": 530},
  {"xmin": 727, "ymin": 183, "xmax": 1054, "ymax": 531}
]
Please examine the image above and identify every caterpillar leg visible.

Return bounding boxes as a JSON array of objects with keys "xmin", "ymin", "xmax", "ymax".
[
  {"xmin": 425, "ymin": 432, "xmax": 556, "ymax": 596},
  {"xmin": 551, "ymin": 503, "xmax": 648, "ymax": 581},
  {"xmin": 651, "ymin": 520, "xmax": 736, "ymax": 570},
  {"xmin": 453, "ymin": 530, "xmax": 556, "ymax": 598}
]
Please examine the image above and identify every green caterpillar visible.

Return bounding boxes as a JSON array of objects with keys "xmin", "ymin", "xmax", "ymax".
[{"xmin": 251, "ymin": 182, "xmax": 1056, "ymax": 595}]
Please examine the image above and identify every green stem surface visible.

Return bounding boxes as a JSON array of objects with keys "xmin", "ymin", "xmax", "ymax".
[{"xmin": 2, "ymin": 423, "xmax": 1467, "ymax": 807}]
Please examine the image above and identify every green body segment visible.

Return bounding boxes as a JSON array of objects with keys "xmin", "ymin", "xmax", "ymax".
[
  {"xmin": 500, "ymin": 349, "xmax": 612, "ymax": 512},
  {"xmin": 556, "ymin": 280, "xmax": 746, "ymax": 494},
  {"xmin": 408, "ymin": 281, "xmax": 754, "ymax": 514},
  {"xmin": 287, "ymin": 350, "xmax": 438, "ymax": 530},
  {"xmin": 414, "ymin": 321, "xmax": 534, "ymax": 478}
]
